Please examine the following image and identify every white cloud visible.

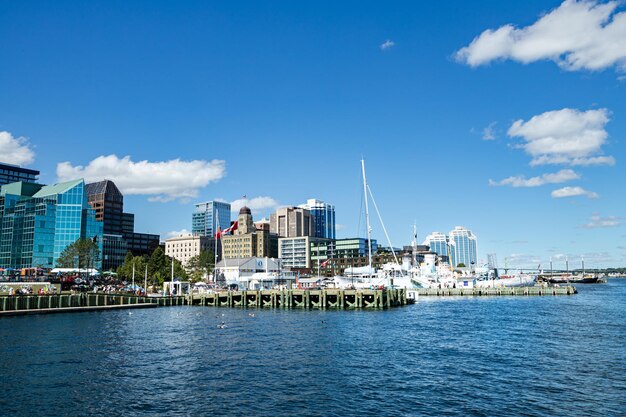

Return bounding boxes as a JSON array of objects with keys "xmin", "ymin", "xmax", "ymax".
[
  {"xmin": 455, "ymin": 0, "xmax": 626, "ymax": 72},
  {"xmin": 507, "ymin": 108, "xmax": 613, "ymax": 167},
  {"xmin": 0, "ymin": 131, "xmax": 35, "ymax": 166},
  {"xmin": 482, "ymin": 122, "xmax": 497, "ymax": 140},
  {"xmin": 229, "ymin": 196, "xmax": 279, "ymax": 214},
  {"xmin": 380, "ymin": 40, "xmax": 395, "ymax": 50},
  {"xmin": 489, "ymin": 169, "xmax": 579, "ymax": 187},
  {"xmin": 551, "ymin": 186, "xmax": 599, "ymax": 199},
  {"xmin": 57, "ymin": 155, "xmax": 226, "ymax": 202},
  {"xmin": 166, "ymin": 229, "xmax": 191, "ymax": 238},
  {"xmin": 582, "ymin": 214, "xmax": 623, "ymax": 228}
]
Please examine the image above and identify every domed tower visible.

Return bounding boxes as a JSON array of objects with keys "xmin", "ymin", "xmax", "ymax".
[{"xmin": 237, "ymin": 206, "xmax": 255, "ymax": 235}]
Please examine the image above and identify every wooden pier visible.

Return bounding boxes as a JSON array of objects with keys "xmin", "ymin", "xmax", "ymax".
[
  {"xmin": 0, "ymin": 289, "xmax": 408, "ymax": 316},
  {"xmin": 0, "ymin": 293, "xmax": 186, "ymax": 316},
  {"xmin": 414, "ymin": 285, "xmax": 577, "ymax": 297},
  {"xmin": 0, "ymin": 286, "xmax": 577, "ymax": 316},
  {"xmin": 188, "ymin": 288, "xmax": 408, "ymax": 309}
]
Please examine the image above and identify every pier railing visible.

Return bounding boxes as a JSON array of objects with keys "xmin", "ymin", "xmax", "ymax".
[
  {"xmin": 0, "ymin": 293, "xmax": 186, "ymax": 313},
  {"xmin": 187, "ymin": 288, "xmax": 408, "ymax": 309}
]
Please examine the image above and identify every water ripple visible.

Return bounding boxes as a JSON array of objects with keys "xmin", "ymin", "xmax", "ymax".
[{"xmin": 0, "ymin": 280, "xmax": 624, "ymax": 416}]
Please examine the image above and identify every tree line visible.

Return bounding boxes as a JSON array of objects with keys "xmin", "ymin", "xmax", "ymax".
[{"xmin": 57, "ymin": 238, "xmax": 216, "ymax": 286}]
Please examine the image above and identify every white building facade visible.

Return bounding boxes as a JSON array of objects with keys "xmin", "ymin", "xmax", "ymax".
[{"xmin": 165, "ymin": 233, "xmax": 215, "ymax": 267}]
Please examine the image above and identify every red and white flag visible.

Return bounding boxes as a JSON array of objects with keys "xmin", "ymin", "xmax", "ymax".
[
  {"xmin": 214, "ymin": 226, "xmax": 222, "ymax": 239},
  {"xmin": 223, "ymin": 221, "xmax": 238, "ymax": 235},
  {"xmin": 321, "ymin": 259, "xmax": 330, "ymax": 267}
]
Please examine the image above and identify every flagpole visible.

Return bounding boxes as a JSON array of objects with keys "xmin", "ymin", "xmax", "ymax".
[{"xmin": 144, "ymin": 264, "xmax": 147, "ymax": 296}]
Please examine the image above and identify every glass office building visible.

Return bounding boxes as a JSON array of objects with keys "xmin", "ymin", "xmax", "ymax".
[
  {"xmin": 192, "ymin": 201, "xmax": 231, "ymax": 237},
  {"xmin": 310, "ymin": 238, "xmax": 378, "ymax": 263},
  {"xmin": 449, "ymin": 226, "xmax": 477, "ymax": 270},
  {"xmin": 0, "ymin": 162, "xmax": 39, "ymax": 186},
  {"xmin": 299, "ymin": 199, "xmax": 335, "ymax": 239},
  {"xmin": 0, "ymin": 179, "xmax": 103, "ymax": 269},
  {"xmin": 85, "ymin": 180, "xmax": 159, "ymax": 270},
  {"xmin": 423, "ymin": 232, "xmax": 451, "ymax": 262}
]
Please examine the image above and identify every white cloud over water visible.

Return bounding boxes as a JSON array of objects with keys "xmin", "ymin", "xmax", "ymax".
[
  {"xmin": 380, "ymin": 40, "xmax": 395, "ymax": 50},
  {"xmin": 455, "ymin": 0, "xmax": 626, "ymax": 72},
  {"xmin": 489, "ymin": 169, "xmax": 579, "ymax": 187},
  {"xmin": 507, "ymin": 108, "xmax": 613, "ymax": 167},
  {"xmin": 57, "ymin": 155, "xmax": 226, "ymax": 202},
  {"xmin": 227, "ymin": 196, "xmax": 279, "ymax": 215},
  {"xmin": 551, "ymin": 186, "xmax": 598, "ymax": 199},
  {"xmin": 0, "ymin": 131, "xmax": 35, "ymax": 166},
  {"xmin": 582, "ymin": 214, "xmax": 623, "ymax": 228},
  {"xmin": 482, "ymin": 122, "xmax": 497, "ymax": 140}
]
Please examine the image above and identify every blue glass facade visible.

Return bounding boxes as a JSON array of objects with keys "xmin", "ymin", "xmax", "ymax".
[
  {"xmin": 299, "ymin": 199, "xmax": 335, "ymax": 239},
  {"xmin": 192, "ymin": 201, "xmax": 231, "ymax": 237},
  {"xmin": 423, "ymin": 232, "xmax": 450, "ymax": 261},
  {"xmin": 449, "ymin": 226, "xmax": 477, "ymax": 269},
  {"xmin": 0, "ymin": 179, "xmax": 103, "ymax": 269}
]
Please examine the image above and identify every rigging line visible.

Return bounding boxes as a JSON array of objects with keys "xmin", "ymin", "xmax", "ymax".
[{"xmin": 367, "ymin": 184, "xmax": 403, "ymax": 275}]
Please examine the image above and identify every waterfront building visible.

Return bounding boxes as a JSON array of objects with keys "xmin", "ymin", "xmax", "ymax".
[
  {"xmin": 270, "ymin": 207, "xmax": 313, "ymax": 238},
  {"xmin": 214, "ymin": 256, "xmax": 285, "ymax": 284},
  {"xmin": 192, "ymin": 200, "xmax": 231, "ymax": 237},
  {"xmin": 310, "ymin": 238, "xmax": 378, "ymax": 266},
  {"xmin": 298, "ymin": 199, "xmax": 335, "ymax": 239},
  {"xmin": 165, "ymin": 233, "xmax": 215, "ymax": 267},
  {"xmin": 0, "ymin": 179, "xmax": 102, "ymax": 269},
  {"xmin": 0, "ymin": 162, "xmax": 39, "ymax": 186},
  {"xmin": 85, "ymin": 180, "xmax": 159, "ymax": 270},
  {"xmin": 278, "ymin": 236, "xmax": 326, "ymax": 269},
  {"xmin": 422, "ymin": 232, "xmax": 451, "ymax": 264},
  {"xmin": 449, "ymin": 226, "xmax": 477, "ymax": 270},
  {"xmin": 221, "ymin": 207, "xmax": 278, "ymax": 259}
]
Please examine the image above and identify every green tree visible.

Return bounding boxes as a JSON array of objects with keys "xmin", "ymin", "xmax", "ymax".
[
  {"xmin": 56, "ymin": 238, "xmax": 101, "ymax": 271},
  {"xmin": 187, "ymin": 250, "xmax": 215, "ymax": 282},
  {"xmin": 146, "ymin": 247, "xmax": 187, "ymax": 288},
  {"xmin": 457, "ymin": 263, "xmax": 466, "ymax": 268},
  {"xmin": 116, "ymin": 251, "xmax": 149, "ymax": 281}
]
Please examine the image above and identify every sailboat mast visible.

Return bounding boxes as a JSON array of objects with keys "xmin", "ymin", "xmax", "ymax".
[{"xmin": 361, "ymin": 159, "xmax": 373, "ymax": 278}]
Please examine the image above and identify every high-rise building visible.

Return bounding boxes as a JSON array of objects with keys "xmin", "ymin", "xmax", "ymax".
[
  {"xmin": 0, "ymin": 163, "xmax": 39, "ymax": 186},
  {"xmin": 221, "ymin": 206, "xmax": 278, "ymax": 259},
  {"xmin": 270, "ymin": 207, "xmax": 313, "ymax": 238},
  {"xmin": 165, "ymin": 233, "xmax": 215, "ymax": 268},
  {"xmin": 85, "ymin": 180, "xmax": 159, "ymax": 270},
  {"xmin": 422, "ymin": 232, "xmax": 451, "ymax": 263},
  {"xmin": 298, "ymin": 199, "xmax": 335, "ymax": 239},
  {"xmin": 449, "ymin": 226, "xmax": 477, "ymax": 270},
  {"xmin": 278, "ymin": 236, "xmax": 326, "ymax": 270},
  {"xmin": 192, "ymin": 201, "xmax": 231, "ymax": 237},
  {"xmin": 0, "ymin": 179, "xmax": 103, "ymax": 269}
]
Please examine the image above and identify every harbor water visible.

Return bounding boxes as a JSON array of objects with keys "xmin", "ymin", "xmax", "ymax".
[{"xmin": 1, "ymin": 280, "xmax": 624, "ymax": 416}]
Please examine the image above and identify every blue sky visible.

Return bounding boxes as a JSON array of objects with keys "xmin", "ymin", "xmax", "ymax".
[{"xmin": 1, "ymin": 0, "xmax": 625, "ymax": 268}]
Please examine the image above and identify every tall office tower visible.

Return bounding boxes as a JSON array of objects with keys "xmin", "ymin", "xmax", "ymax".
[
  {"xmin": 270, "ymin": 207, "xmax": 313, "ymax": 238},
  {"xmin": 298, "ymin": 199, "xmax": 335, "ymax": 239},
  {"xmin": 422, "ymin": 232, "xmax": 451, "ymax": 262},
  {"xmin": 0, "ymin": 179, "xmax": 102, "ymax": 269},
  {"xmin": 85, "ymin": 180, "xmax": 132, "ymax": 235},
  {"xmin": 448, "ymin": 226, "xmax": 477, "ymax": 270},
  {"xmin": 85, "ymin": 180, "xmax": 159, "ymax": 270},
  {"xmin": 0, "ymin": 162, "xmax": 39, "ymax": 186},
  {"xmin": 192, "ymin": 201, "xmax": 231, "ymax": 237}
]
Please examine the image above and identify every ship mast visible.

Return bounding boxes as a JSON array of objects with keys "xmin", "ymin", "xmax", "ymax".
[{"xmin": 361, "ymin": 159, "xmax": 373, "ymax": 279}]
